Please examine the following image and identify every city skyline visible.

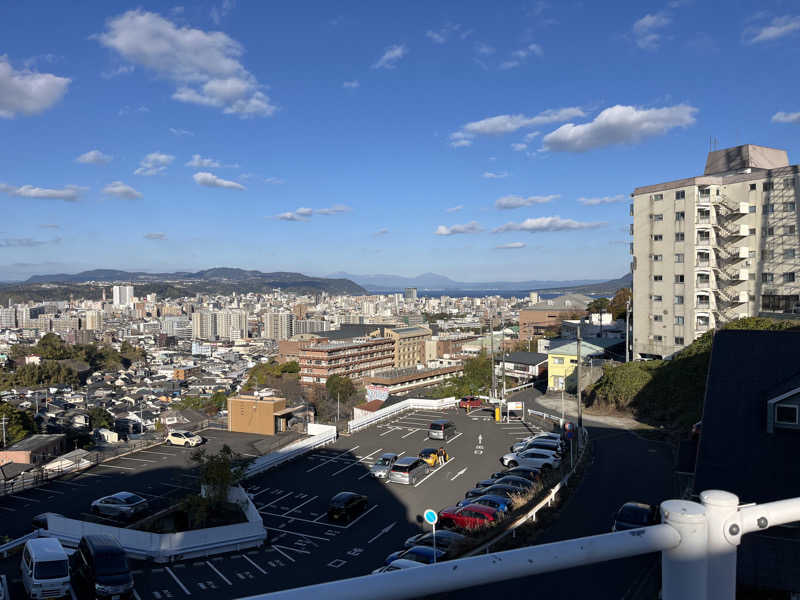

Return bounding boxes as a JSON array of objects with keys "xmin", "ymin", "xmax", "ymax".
[{"xmin": 2, "ymin": 2, "xmax": 800, "ymax": 281}]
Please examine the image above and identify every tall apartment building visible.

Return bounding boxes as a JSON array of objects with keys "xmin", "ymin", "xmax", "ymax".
[
  {"xmin": 217, "ymin": 310, "xmax": 248, "ymax": 341},
  {"xmin": 264, "ymin": 312, "xmax": 294, "ymax": 341},
  {"xmin": 386, "ymin": 326, "xmax": 432, "ymax": 368},
  {"xmin": 0, "ymin": 308, "xmax": 16, "ymax": 328},
  {"xmin": 83, "ymin": 310, "xmax": 103, "ymax": 331},
  {"xmin": 298, "ymin": 337, "xmax": 395, "ymax": 385},
  {"xmin": 632, "ymin": 144, "xmax": 799, "ymax": 359},
  {"xmin": 112, "ymin": 285, "xmax": 134, "ymax": 308},
  {"xmin": 404, "ymin": 287, "xmax": 418, "ymax": 301},
  {"xmin": 191, "ymin": 311, "xmax": 217, "ymax": 340}
]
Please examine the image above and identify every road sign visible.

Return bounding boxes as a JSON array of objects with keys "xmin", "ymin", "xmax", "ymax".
[
  {"xmin": 423, "ymin": 509, "xmax": 438, "ymax": 525},
  {"xmin": 565, "ymin": 422, "xmax": 576, "ymax": 440},
  {"xmin": 507, "ymin": 401, "xmax": 522, "ymax": 411}
]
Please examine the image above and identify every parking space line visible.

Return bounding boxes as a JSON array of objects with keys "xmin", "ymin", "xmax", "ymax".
[
  {"xmin": 414, "ymin": 459, "xmax": 455, "ymax": 488},
  {"xmin": 273, "ymin": 544, "xmax": 310, "ymax": 555},
  {"xmin": 262, "ymin": 491, "xmax": 293, "ymax": 508},
  {"xmin": 137, "ymin": 450, "xmax": 175, "ymax": 456},
  {"xmin": 262, "ymin": 511, "xmax": 345, "ymax": 528},
  {"xmin": 401, "ymin": 429, "xmax": 419, "ymax": 439},
  {"xmin": 165, "ymin": 566, "xmax": 191, "ymax": 595},
  {"xmin": 205, "ymin": 560, "xmax": 232, "ymax": 585},
  {"xmin": 344, "ymin": 504, "xmax": 378, "ymax": 528},
  {"xmin": 116, "ymin": 457, "xmax": 156, "ymax": 463},
  {"xmin": 379, "ymin": 428, "xmax": 397, "ymax": 437},
  {"xmin": 271, "ymin": 545, "xmax": 295, "ymax": 563},
  {"xmin": 445, "ymin": 432, "xmax": 463, "ymax": 444},
  {"xmin": 330, "ymin": 448, "xmax": 382, "ymax": 476},
  {"xmin": 95, "ymin": 464, "xmax": 135, "ymax": 470},
  {"xmin": 132, "ymin": 589, "xmax": 142, "ymax": 600},
  {"xmin": 250, "ymin": 487, "xmax": 274, "ymax": 498},
  {"xmin": 263, "ymin": 527, "xmax": 328, "ymax": 541},
  {"xmin": 10, "ymin": 494, "xmax": 40, "ymax": 502},
  {"xmin": 51, "ymin": 480, "xmax": 86, "ymax": 487},
  {"xmin": 241, "ymin": 554, "xmax": 267, "ymax": 575},
  {"xmin": 162, "ymin": 482, "xmax": 196, "ymax": 491},
  {"xmin": 306, "ymin": 446, "xmax": 359, "ymax": 473},
  {"xmin": 283, "ymin": 495, "xmax": 319, "ymax": 516},
  {"xmin": 29, "ymin": 486, "xmax": 65, "ymax": 495},
  {"xmin": 0, "ymin": 505, "xmax": 15, "ymax": 512}
]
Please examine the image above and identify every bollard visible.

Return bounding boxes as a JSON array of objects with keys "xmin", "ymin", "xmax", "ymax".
[{"xmin": 661, "ymin": 500, "xmax": 708, "ymax": 600}]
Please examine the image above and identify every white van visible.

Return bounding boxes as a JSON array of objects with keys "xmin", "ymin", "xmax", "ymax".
[{"xmin": 20, "ymin": 538, "xmax": 71, "ymax": 599}]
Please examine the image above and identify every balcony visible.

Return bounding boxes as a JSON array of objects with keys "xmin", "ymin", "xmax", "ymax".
[{"xmin": 696, "ymin": 259, "xmax": 711, "ymax": 268}]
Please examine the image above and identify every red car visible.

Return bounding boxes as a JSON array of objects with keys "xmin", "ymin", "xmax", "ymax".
[
  {"xmin": 438, "ymin": 504, "xmax": 501, "ymax": 530},
  {"xmin": 459, "ymin": 396, "xmax": 483, "ymax": 409}
]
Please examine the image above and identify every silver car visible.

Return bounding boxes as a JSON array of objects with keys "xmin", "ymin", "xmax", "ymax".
[
  {"xmin": 388, "ymin": 457, "xmax": 429, "ymax": 485},
  {"xmin": 90, "ymin": 492, "xmax": 148, "ymax": 520},
  {"xmin": 370, "ymin": 453, "xmax": 399, "ymax": 479}
]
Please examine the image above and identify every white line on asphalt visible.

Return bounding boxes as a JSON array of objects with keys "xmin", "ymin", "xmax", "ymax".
[
  {"xmin": 273, "ymin": 544, "xmax": 311, "ymax": 555},
  {"xmin": 29, "ymin": 487, "xmax": 65, "ymax": 495},
  {"xmin": 137, "ymin": 450, "xmax": 175, "ymax": 456},
  {"xmin": 132, "ymin": 589, "xmax": 142, "ymax": 600},
  {"xmin": 162, "ymin": 482, "xmax": 196, "ymax": 491},
  {"xmin": 263, "ymin": 527, "xmax": 329, "ymax": 540},
  {"xmin": 240, "ymin": 452, "xmax": 257, "ymax": 457},
  {"xmin": 50, "ymin": 480, "xmax": 86, "ymax": 487},
  {"xmin": 206, "ymin": 560, "xmax": 232, "ymax": 585},
  {"xmin": 445, "ymin": 432, "xmax": 463, "ymax": 444},
  {"xmin": 263, "ymin": 491, "xmax": 294, "ymax": 508},
  {"xmin": 414, "ymin": 459, "xmax": 454, "ymax": 488},
  {"xmin": 270, "ymin": 545, "xmax": 295, "ymax": 563},
  {"xmin": 165, "ymin": 566, "xmax": 191, "ymax": 595},
  {"xmin": 261, "ymin": 511, "xmax": 346, "ymax": 528},
  {"xmin": 241, "ymin": 554, "xmax": 267, "ymax": 575},
  {"xmin": 0, "ymin": 506, "xmax": 15, "ymax": 512},
  {"xmin": 95, "ymin": 464, "xmax": 135, "ymax": 470},
  {"xmin": 401, "ymin": 429, "xmax": 419, "ymax": 439},
  {"xmin": 282, "ymin": 495, "xmax": 319, "ymax": 516},
  {"xmin": 251, "ymin": 487, "xmax": 274, "ymax": 498},
  {"xmin": 379, "ymin": 428, "xmax": 397, "ymax": 437},
  {"xmin": 330, "ymin": 448, "xmax": 382, "ymax": 476},
  {"xmin": 357, "ymin": 449, "xmax": 405, "ymax": 480},
  {"xmin": 368, "ymin": 521, "xmax": 396, "ymax": 544},
  {"xmin": 306, "ymin": 446, "xmax": 359, "ymax": 473},
  {"xmin": 10, "ymin": 494, "xmax": 40, "ymax": 502},
  {"xmin": 345, "ymin": 504, "xmax": 378, "ymax": 528},
  {"xmin": 116, "ymin": 457, "xmax": 156, "ymax": 463},
  {"xmin": 450, "ymin": 467, "xmax": 468, "ymax": 481}
]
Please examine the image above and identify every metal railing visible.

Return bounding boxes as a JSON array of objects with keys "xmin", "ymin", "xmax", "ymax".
[
  {"xmin": 243, "ymin": 424, "xmax": 337, "ymax": 478},
  {"xmin": 347, "ymin": 397, "xmax": 458, "ymax": 434}
]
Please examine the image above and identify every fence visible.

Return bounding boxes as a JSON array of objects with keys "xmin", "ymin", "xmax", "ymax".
[
  {"xmin": 243, "ymin": 424, "xmax": 337, "ymax": 479},
  {"xmin": 347, "ymin": 397, "xmax": 458, "ymax": 434}
]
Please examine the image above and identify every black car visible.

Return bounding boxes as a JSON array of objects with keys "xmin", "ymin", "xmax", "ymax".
[
  {"xmin": 465, "ymin": 484, "xmax": 525, "ymax": 500},
  {"xmin": 71, "ymin": 535, "xmax": 134, "ymax": 600},
  {"xmin": 490, "ymin": 467, "xmax": 541, "ymax": 483},
  {"xmin": 403, "ymin": 529, "xmax": 468, "ymax": 551},
  {"xmin": 327, "ymin": 492, "xmax": 368, "ymax": 523},
  {"xmin": 475, "ymin": 474, "xmax": 532, "ymax": 490},
  {"xmin": 612, "ymin": 502, "xmax": 659, "ymax": 531}
]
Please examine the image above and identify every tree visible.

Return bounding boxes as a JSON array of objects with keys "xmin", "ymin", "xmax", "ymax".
[
  {"xmin": 0, "ymin": 403, "xmax": 33, "ymax": 447},
  {"xmin": 191, "ymin": 444, "xmax": 247, "ymax": 511},
  {"xmin": 35, "ymin": 333, "xmax": 72, "ymax": 360},
  {"xmin": 326, "ymin": 375, "xmax": 355, "ymax": 402},
  {"xmin": 87, "ymin": 407, "xmax": 113, "ymax": 430},
  {"xmin": 280, "ymin": 361, "xmax": 300, "ymax": 374},
  {"xmin": 610, "ymin": 288, "xmax": 632, "ymax": 320},
  {"xmin": 587, "ymin": 298, "xmax": 611, "ymax": 314}
]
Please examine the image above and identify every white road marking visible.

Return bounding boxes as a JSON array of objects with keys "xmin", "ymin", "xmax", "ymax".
[
  {"xmin": 344, "ymin": 504, "xmax": 378, "ymax": 528},
  {"xmin": 263, "ymin": 491, "xmax": 294, "ymax": 508},
  {"xmin": 132, "ymin": 589, "xmax": 142, "ymax": 600},
  {"xmin": 401, "ymin": 429, "xmax": 419, "ymax": 439},
  {"xmin": 162, "ymin": 483, "xmax": 196, "ymax": 491},
  {"xmin": 116, "ymin": 456, "xmax": 156, "ymax": 462},
  {"xmin": 282, "ymin": 495, "xmax": 319, "ymax": 516},
  {"xmin": 261, "ymin": 511, "xmax": 346, "ymax": 528},
  {"xmin": 450, "ymin": 467, "xmax": 468, "ymax": 481},
  {"xmin": 51, "ymin": 480, "xmax": 86, "ymax": 487},
  {"xmin": 29, "ymin": 487, "xmax": 65, "ymax": 495},
  {"xmin": 414, "ymin": 459, "xmax": 455, "ymax": 488},
  {"xmin": 95, "ymin": 464, "xmax": 135, "ymax": 470},
  {"xmin": 368, "ymin": 522, "xmax": 396, "ymax": 544},
  {"xmin": 273, "ymin": 544, "xmax": 310, "ymax": 555},
  {"xmin": 250, "ymin": 487, "xmax": 274, "ymax": 498},
  {"xmin": 270, "ymin": 545, "xmax": 295, "ymax": 563},
  {"xmin": 263, "ymin": 527, "xmax": 328, "ymax": 540},
  {"xmin": 330, "ymin": 448, "xmax": 382, "ymax": 476},
  {"xmin": 306, "ymin": 446, "xmax": 359, "ymax": 473},
  {"xmin": 165, "ymin": 566, "xmax": 191, "ymax": 595},
  {"xmin": 0, "ymin": 506, "xmax": 15, "ymax": 512},
  {"xmin": 10, "ymin": 494, "xmax": 40, "ymax": 502},
  {"xmin": 378, "ymin": 428, "xmax": 397, "ymax": 437},
  {"xmin": 206, "ymin": 560, "xmax": 232, "ymax": 585},
  {"xmin": 241, "ymin": 554, "xmax": 267, "ymax": 575},
  {"xmin": 445, "ymin": 432, "xmax": 463, "ymax": 444},
  {"xmin": 138, "ymin": 450, "xmax": 175, "ymax": 456}
]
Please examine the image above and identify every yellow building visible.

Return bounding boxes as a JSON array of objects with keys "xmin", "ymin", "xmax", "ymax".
[
  {"xmin": 547, "ymin": 338, "xmax": 618, "ymax": 391},
  {"xmin": 386, "ymin": 326, "xmax": 432, "ymax": 369}
]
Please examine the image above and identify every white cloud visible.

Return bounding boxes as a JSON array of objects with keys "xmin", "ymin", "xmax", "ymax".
[
  {"xmin": 0, "ymin": 55, "xmax": 70, "ymax": 118},
  {"xmin": 144, "ymin": 232, "xmax": 167, "ymax": 240},
  {"xmin": 135, "ymin": 151, "xmax": 175, "ymax": 175},
  {"xmin": 495, "ymin": 194, "xmax": 558, "ymax": 209},
  {"xmin": 524, "ymin": 131, "xmax": 541, "ymax": 142},
  {"xmin": 295, "ymin": 207, "xmax": 313, "ymax": 217},
  {"xmin": 342, "ymin": 80, "xmax": 360, "ymax": 89},
  {"xmin": 746, "ymin": 15, "xmax": 800, "ymax": 43},
  {"xmin": 483, "ymin": 171, "xmax": 509, "ymax": 179},
  {"xmin": 169, "ymin": 127, "xmax": 193, "ymax": 136},
  {"xmin": 495, "ymin": 242, "xmax": 526, "ymax": 249},
  {"xmin": 264, "ymin": 176, "xmax": 285, "ymax": 184},
  {"xmin": 493, "ymin": 216, "xmax": 605, "ymax": 233},
  {"xmin": 186, "ymin": 154, "xmax": 221, "ymax": 168},
  {"xmin": 578, "ymin": 194, "xmax": 626, "ymax": 205},
  {"xmin": 458, "ymin": 107, "xmax": 585, "ymax": 137},
  {"xmin": 0, "ymin": 237, "xmax": 59, "ymax": 248},
  {"xmin": 119, "ymin": 105, "xmax": 149, "ymax": 116},
  {"xmin": 435, "ymin": 221, "xmax": 483, "ymax": 236},
  {"xmin": 426, "ymin": 30, "xmax": 447, "ymax": 44},
  {"xmin": 449, "ymin": 131, "xmax": 473, "ymax": 148},
  {"xmin": 373, "ymin": 44, "xmax": 407, "ymax": 69},
  {"xmin": 446, "ymin": 205, "xmax": 464, "ymax": 213},
  {"xmin": 316, "ymin": 204, "xmax": 351, "ymax": 215},
  {"xmin": 511, "ymin": 142, "xmax": 527, "ymax": 151},
  {"xmin": 542, "ymin": 104, "xmax": 698, "ymax": 152},
  {"xmin": 425, "ymin": 24, "xmax": 464, "ymax": 45},
  {"xmin": 102, "ymin": 181, "xmax": 142, "ymax": 199},
  {"xmin": 0, "ymin": 183, "xmax": 83, "ymax": 202},
  {"xmin": 101, "ymin": 64, "xmax": 135, "ymax": 79},
  {"xmin": 275, "ymin": 209, "xmax": 310, "ymax": 222},
  {"xmin": 772, "ymin": 111, "xmax": 800, "ymax": 123},
  {"xmin": 633, "ymin": 12, "xmax": 672, "ymax": 49},
  {"xmin": 97, "ymin": 10, "xmax": 276, "ymax": 118},
  {"xmin": 475, "ymin": 42, "xmax": 495, "ymax": 55},
  {"xmin": 76, "ymin": 150, "xmax": 112, "ymax": 164},
  {"xmin": 193, "ymin": 171, "xmax": 245, "ymax": 189},
  {"xmin": 499, "ymin": 60, "xmax": 520, "ymax": 70},
  {"xmin": 511, "ymin": 43, "xmax": 544, "ymax": 60}
]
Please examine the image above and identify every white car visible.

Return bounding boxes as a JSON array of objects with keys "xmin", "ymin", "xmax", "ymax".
[
  {"xmin": 501, "ymin": 448, "xmax": 561, "ymax": 469},
  {"xmin": 166, "ymin": 430, "xmax": 203, "ymax": 447},
  {"xmin": 511, "ymin": 433, "xmax": 563, "ymax": 453}
]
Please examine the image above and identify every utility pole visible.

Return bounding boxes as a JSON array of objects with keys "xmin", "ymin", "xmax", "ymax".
[
  {"xmin": 337, "ymin": 392, "xmax": 340, "ymax": 423},
  {"xmin": 501, "ymin": 325, "xmax": 507, "ymax": 422},
  {"xmin": 576, "ymin": 324, "xmax": 583, "ymax": 451},
  {"xmin": 1, "ymin": 416, "xmax": 6, "ymax": 447},
  {"xmin": 625, "ymin": 298, "xmax": 631, "ymax": 362},
  {"xmin": 490, "ymin": 316, "xmax": 496, "ymax": 400}
]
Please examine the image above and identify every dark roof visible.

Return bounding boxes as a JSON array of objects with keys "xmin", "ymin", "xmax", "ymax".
[
  {"xmin": 0, "ymin": 462, "xmax": 34, "ymax": 480},
  {"xmin": 324, "ymin": 324, "xmax": 396, "ymax": 341},
  {"xmin": 497, "ymin": 351, "xmax": 548, "ymax": 366}
]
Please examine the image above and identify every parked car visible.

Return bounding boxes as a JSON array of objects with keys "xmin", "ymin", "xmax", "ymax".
[
  {"xmin": 20, "ymin": 538, "xmax": 71, "ymax": 600},
  {"xmin": 370, "ymin": 453, "xmax": 399, "ymax": 479},
  {"xmin": 456, "ymin": 494, "xmax": 512, "ymax": 514},
  {"xmin": 327, "ymin": 492, "xmax": 368, "ymax": 523},
  {"xmin": 612, "ymin": 502, "xmax": 659, "ymax": 531},
  {"xmin": 418, "ymin": 448, "xmax": 439, "ymax": 468},
  {"xmin": 474, "ymin": 475, "xmax": 532, "ymax": 491},
  {"xmin": 428, "ymin": 419, "xmax": 456, "ymax": 441},
  {"xmin": 459, "ymin": 396, "xmax": 482, "ymax": 410},
  {"xmin": 489, "ymin": 467, "xmax": 541, "ymax": 484},
  {"xmin": 71, "ymin": 535, "xmax": 134, "ymax": 600},
  {"xmin": 165, "ymin": 430, "xmax": 203, "ymax": 447},
  {"xmin": 90, "ymin": 492, "xmax": 148, "ymax": 520},
  {"xmin": 385, "ymin": 545, "xmax": 447, "ymax": 565},
  {"xmin": 403, "ymin": 529, "xmax": 468, "ymax": 551},
  {"xmin": 388, "ymin": 457, "xmax": 430, "ymax": 485},
  {"xmin": 501, "ymin": 448, "xmax": 561, "ymax": 469},
  {"xmin": 438, "ymin": 504, "xmax": 502, "ymax": 530},
  {"xmin": 511, "ymin": 437, "xmax": 563, "ymax": 455},
  {"xmin": 371, "ymin": 559, "xmax": 425, "ymax": 574},
  {"xmin": 31, "ymin": 513, "xmax": 60, "ymax": 530},
  {"xmin": 464, "ymin": 484, "xmax": 526, "ymax": 500}
]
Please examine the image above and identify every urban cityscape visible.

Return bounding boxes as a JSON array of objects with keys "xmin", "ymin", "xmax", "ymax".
[{"xmin": 2, "ymin": 2, "xmax": 800, "ymax": 599}]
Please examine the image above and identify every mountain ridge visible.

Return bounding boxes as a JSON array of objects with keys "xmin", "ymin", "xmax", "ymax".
[{"xmin": 327, "ymin": 271, "xmax": 608, "ymax": 291}]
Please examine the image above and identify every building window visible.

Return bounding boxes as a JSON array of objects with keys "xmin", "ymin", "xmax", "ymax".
[
  {"xmin": 652, "ymin": 295, "xmax": 663, "ymax": 302},
  {"xmin": 652, "ymin": 234, "xmax": 663, "ymax": 241},
  {"xmin": 675, "ymin": 274, "xmax": 685, "ymax": 283},
  {"xmin": 764, "ymin": 203, "xmax": 775, "ymax": 213},
  {"xmin": 749, "ymin": 205, "xmax": 757, "ymax": 213},
  {"xmin": 653, "ymin": 275, "xmax": 663, "ymax": 281},
  {"xmin": 786, "ymin": 225, "xmax": 796, "ymax": 235},
  {"xmin": 762, "ymin": 273, "xmax": 774, "ymax": 283},
  {"xmin": 763, "ymin": 227, "xmax": 775, "ymax": 236},
  {"xmin": 785, "ymin": 249, "xmax": 796, "ymax": 259},
  {"xmin": 675, "ymin": 316, "xmax": 685, "ymax": 325},
  {"xmin": 749, "ymin": 183, "xmax": 757, "ymax": 191},
  {"xmin": 653, "ymin": 254, "xmax": 663, "ymax": 262},
  {"xmin": 653, "ymin": 315, "xmax": 663, "ymax": 322},
  {"xmin": 653, "ymin": 193, "xmax": 663, "ymax": 201},
  {"xmin": 675, "ymin": 295, "xmax": 684, "ymax": 305},
  {"xmin": 675, "ymin": 337, "xmax": 684, "ymax": 345},
  {"xmin": 675, "ymin": 232, "xmax": 685, "ymax": 242},
  {"xmin": 784, "ymin": 272, "xmax": 796, "ymax": 283},
  {"xmin": 776, "ymin": 405, "xmax": 798, "ymax": 425},
  {"xmin": 552, "ymin": 357, "xmax": 564, "ymax": 365},
  {"xmin": 749, "ymin": 227, "xmax": 756, "ymax": 235},
  {"xmin": 675, "ymin": 211, "xmax": 685, "ymax": 221},
  {"xmin": 675, "ymin": 254, "xmax": 684, "ymax": 263},
  {"xmin": 653, "ymin": 335, "xmax": 663, "ymax": 342},
  {"xmin": 652, "ymin": 214, "xmax": 663, "ymax": 221},
  {"xmin": 763, "ymin": 182, "xmax": 773, "ymax": 191},
  {"xmin": 785, "ymin": 178, "xmax": 796, "ymax": 189},
  {"xmin": 675, "ymin": 190, "xmax": 685, "ymax": 199},
  {"xmin": 763, "ymin": 249, "xmax": 774, "ymax": 260},
  {"xmin": 784, "ymin": 202, "xmax": 796, "ymax": 212}
]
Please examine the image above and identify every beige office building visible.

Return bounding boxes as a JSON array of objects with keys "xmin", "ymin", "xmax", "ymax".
[
  {"xmin": 631, "ymin": 144, "xmax": 799, "ymax": 359},
  {"xmin": 386, "ymin": 326, "xmax": 432, "ymax": 369}
]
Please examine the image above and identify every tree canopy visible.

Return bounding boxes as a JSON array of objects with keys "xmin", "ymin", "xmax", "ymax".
[
  {"xmin": 0, "ymin": 403, "xmax": 34, "ymax": 447},
  {"xmin": 610, "ymin": 288, "xmax": 632, "ymax": 320},
  {"xmin": 587, "ymin": 297, "xmax": 611, "ymax": 314}
]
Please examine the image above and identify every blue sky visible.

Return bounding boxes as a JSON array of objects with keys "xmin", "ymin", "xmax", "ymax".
[{"xmin": 2, "ymin": 1, "xmax": 800, "ymax": 283}]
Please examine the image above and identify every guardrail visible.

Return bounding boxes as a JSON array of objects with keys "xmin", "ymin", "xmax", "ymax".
[
  {"xmin": 347, "ymin": 397, "xmax": 458, "ymax": 434},
  {"xmin": 0, "ymin": 531, "xmax": 37, "ymax": 558},
  {"xmin": 243, "ymin": 424, "xmax": 338, "ymax": 479},
  {"xmin": 0, "ymin": 574, "xmax": 8, "ymax": 600}
]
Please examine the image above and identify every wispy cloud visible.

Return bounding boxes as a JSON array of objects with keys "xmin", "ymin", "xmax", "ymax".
[
  {"xmin": 772, "ymin": 111, "xmax": 800, "ymax": 124},
  {"xmin": 425, "ymin": 23, "xmax": 467, "ymax": 44},
  {"xmin": 475, "ymin": 42, "xmax": 495, "ymax": 55},
  {"xmin": 435, "ymin": 221, "xmax": 483, "ymax": 236},
  {"xmin": 495, "ymin": 242, "xmax": 526, "ymax": 249},
  {"xmin": 633, "ymin": 12, "xmax": 672, "ymax": 49},
  {"xmin": 745, "ymin": 15, "xmax": 800, "ymax": 43},
  {"xmin": 264, "ymin": 176, "xmax": 285, "ymax": 184},
  {"xmin": 0, "ymin": 55, "xmax": 70, "ymax": 118},
  {"xmin": 39, "ymin": 224, "xmax": 60, "ymax": 229},
  {"xmin": 102, "ymin": 181, "xmax": 142, "ymax": 199},
  {"xmin": 316, "ymin": 204, "xmax": 351, "ymax": 215},
  {"xmin": 186, "ymin": 154, "xmax": 220, "ymax": 168},
  {"xmin": 76, "ymin": 149, "xmax": 112, "ymax": 164},
  {"xmin": 373, "ymin": 44, "xmax": 407, "ymax": 69},
  {"xmin": 0, "ymin": 183, "xmax": 83, "ymax": 202},
  {"xmin": 193, "ymin": 171, "xmax": 245, "ymax": 190},
  {"xmin": 493, "ymin": 216, "xmax": 605, "ymax": 233},
  {"xmin": 446, "ymin": 205, "xmax": 464, "ymax": 213},
  {"xmin": 499, "ymin": 43, "xmax": 544, "ymax": 69},
  {"xmin": 483, "ymin": 171, "xmax": 509, "ymax": 179},
  {"xmin": 144, "ymin": 232, "xmax": 167, "ymax": 240},
  {"xmin": 134, "ymin": 151, "xmax": 174, "ymax": 175},
  {"xmin": 495, "ymin": 194, "xmax": 558, "ymax": 209},
  {"xmin": 578, "ymin": 194, "xmax": 626, "ymax": 205},
  {"xmin": 511, "ymin": 143, "xmax": 527, "ymax": 151},
  {"xmin": 541, "ymin": 104, "xmax": 697, "ymax": 152},
  {"xmin": 274, "ymin": 208, "xmax": 312, "ymax": 222},
  {"xmin": 119, "ymin": 105, "xmax": 149, "ymax": 116},
  {"xmin": 169, "ymin": 127, "xmax": 193, "ymax": 136},
  {"xmin": 342, "ymin": 80, "xmax": 360, "ymax": 89},
  {"xmin": 450, "ymin": 108, "xmax": 585, "ymax": 148},
  {"xmin": 374, "ymin": 228, "xmax": 389, "ymax": 236},
  {"xmin": 101, "ymin": 64, "xmax": 135, "ymax": 79},
  {"xmin": 0, "ymin": 236, "xmax": 60, "ymax": 248}
]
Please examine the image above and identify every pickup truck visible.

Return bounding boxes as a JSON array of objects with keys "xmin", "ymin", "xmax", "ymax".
[{"xmin": 459, "ymin": 396, "xmax": 483, "ymax": 409}]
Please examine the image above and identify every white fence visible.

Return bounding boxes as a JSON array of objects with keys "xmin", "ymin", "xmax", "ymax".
[
  {"xmin": 347, "ymin": 397, "xmax": 458, "ymax": 434},
  {"xmin": 244, "ymin": 424, "xmax": 337, "ymax": 478}
]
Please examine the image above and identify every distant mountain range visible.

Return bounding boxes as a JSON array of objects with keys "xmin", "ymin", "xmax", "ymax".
[{"xmin": 327, "ymin": 271, "xmax": 609, "ymax": 292}]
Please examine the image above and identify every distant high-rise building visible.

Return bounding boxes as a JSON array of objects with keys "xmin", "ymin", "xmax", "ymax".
[
  {"xmin": 83, "ymin": 310, "xmax": 103, "ymax": 331},
  {"xmin": 191, "ymin": 311, "xmax": 217, "ymax": 340},
  {"xmin": 0, "ymin": 308, "xmax": 16, "ymax": 328},
  {"xmin": 404, "ymin": 287, "xmax": 418, "ymax": 301},
  {"xmin": 112, "ymin": 285, "xmax": 134, "ymax": 308},
  {"xmin": 529, "ymin": 291, "xmax": 540, "ymax": 304},
  {"xmin": 264, "ymin": 312, "xmax": 294, "ymax": 341}
]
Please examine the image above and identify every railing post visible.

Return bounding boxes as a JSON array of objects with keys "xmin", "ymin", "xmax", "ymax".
[
  {"xmin": 700, "ymin": 490, "xmax": 739, "ymax": 600},
  {"xmin": 661, "ymin": 500, "xmax": 708, "ymax": 600}
]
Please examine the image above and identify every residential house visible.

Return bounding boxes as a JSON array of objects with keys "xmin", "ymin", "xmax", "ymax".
[{"xmin": 546, "ymin": 337, "xmax": 620, "ymax": 392}]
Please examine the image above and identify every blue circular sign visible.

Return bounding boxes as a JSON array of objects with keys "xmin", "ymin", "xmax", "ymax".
[{"xmin": 423, "ymin": 509, "xmax": 438, "ymax": 525}]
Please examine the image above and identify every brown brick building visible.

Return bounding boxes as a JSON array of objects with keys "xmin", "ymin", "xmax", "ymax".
[{"xmin": 299, "ymin": 337, "xmax": 394, "ymax": 385}]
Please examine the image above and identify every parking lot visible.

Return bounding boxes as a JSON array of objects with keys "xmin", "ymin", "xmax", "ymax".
[{"xmin": 0, "ymin": 408, "xmax": 550, "ymax": 599}]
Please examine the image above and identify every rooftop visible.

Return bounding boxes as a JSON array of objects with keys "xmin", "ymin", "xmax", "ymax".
[{"xmin": 5, "ymin": 433, "xmax": 66, "ymax": 451}]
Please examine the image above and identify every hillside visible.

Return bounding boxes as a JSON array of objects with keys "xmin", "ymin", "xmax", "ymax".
[
  {"xmin": 329, "ymin": 271, "xmax": 605, "ymax": 291},
  {"xmin": 535, "ymin": 273, "xmax": 632, "ymax": 295}
]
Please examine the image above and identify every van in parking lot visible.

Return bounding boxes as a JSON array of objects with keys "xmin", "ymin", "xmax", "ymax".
[
  {"xmin": 428, "ymin": 420, "xmax": 456, "ymax": 441},
  {"xmin": 20, "ymin": 538, "xmax": 71, "ymax": 600},
  {"xmin": 71, "ymin": 535, "xmax": 134, "ymax": 600},
  {"xmin": 388, "ymin": 457, "xmax": 429, "ymax": 485}
]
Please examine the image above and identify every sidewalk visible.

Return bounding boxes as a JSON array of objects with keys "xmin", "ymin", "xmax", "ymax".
[{"xmin": 526, "ymin": 392, "xmax": 653, "ymax": 432}]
